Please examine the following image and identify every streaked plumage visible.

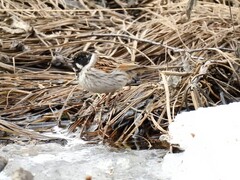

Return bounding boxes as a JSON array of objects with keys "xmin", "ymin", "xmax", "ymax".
[{"xmin": 72, "ymin": 51, "xmax": 130, "ymax": 93}]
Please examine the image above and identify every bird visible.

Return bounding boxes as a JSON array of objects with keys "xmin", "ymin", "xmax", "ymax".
[
  {"xmin": 72, "ymin": 51, "xmax": 133, "ymax": 94},
  {"xmin": 71, "ymin": 51, "xmax": 178, "ymax": 94}
]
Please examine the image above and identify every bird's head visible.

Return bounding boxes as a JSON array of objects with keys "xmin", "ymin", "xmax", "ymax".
[{"xmin": 72, "ymin": 51, "xmax": 97, "ymax": 73}]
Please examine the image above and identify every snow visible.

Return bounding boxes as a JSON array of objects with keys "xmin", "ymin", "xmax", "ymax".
[
  {"xmin": 1, "ymin": 102, "xmax": 240, "ymax": 180},
  {"xmin": 161, "ymin": 102, "xmax": 240, "ymax": 180},
  {"xmin": 0, "ymin": 127, "xmax": 167, "ymax": 180}
]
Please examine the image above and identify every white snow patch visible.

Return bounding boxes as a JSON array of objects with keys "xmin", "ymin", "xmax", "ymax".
[{"xmin": 161, "ymin": 102, "xmax": 240, "ymax": 180}]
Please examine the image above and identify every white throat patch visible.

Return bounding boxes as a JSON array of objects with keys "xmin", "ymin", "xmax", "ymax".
[{"xmin": 76, "ymin": 63, "xmax": 83, "ymax": 70}]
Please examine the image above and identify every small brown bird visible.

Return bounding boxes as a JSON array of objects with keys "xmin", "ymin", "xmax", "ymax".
[
  {"xmin": 71, "ymin": 51, "xmax": 171, "ymax": 94},
  {"xmin": 72, "ymin": 51, "xmax": 133, "ymax": 93}
]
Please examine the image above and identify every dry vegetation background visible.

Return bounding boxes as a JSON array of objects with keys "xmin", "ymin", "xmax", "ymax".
[{"xmin": 0, "ymin": 0, "xmax": 239, "ymax": 149}]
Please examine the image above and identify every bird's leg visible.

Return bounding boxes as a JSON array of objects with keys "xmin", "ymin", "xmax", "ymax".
[
  {"xmin": 105, "ymin": 92, "xmax": 113, "ymax": 106},
  {"xmin": 95, "ymin": 93, "xmax": 105, "ymax": 106},
  {"xmin": 95, "ymin": 93, "xmax": 113, "ymax": 106}
]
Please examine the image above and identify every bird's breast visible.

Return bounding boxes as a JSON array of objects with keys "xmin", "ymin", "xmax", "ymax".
[{"xmin": 77, "ymin": 69, "xmax": 129, "ymax": 93}]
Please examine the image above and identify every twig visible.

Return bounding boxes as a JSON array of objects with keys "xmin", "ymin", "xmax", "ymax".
[
  {"xmin": 77, "ymin": 33, "xmax": 235, "ymax": 53},
  {"xmin": 161, "ymin": 73, "xmax": 172, "ymax": 124}
]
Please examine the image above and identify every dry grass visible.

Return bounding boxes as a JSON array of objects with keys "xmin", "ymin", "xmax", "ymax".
[{"xmin": 0, "ymin": 0, "xmax": 239, "ymax": 149}]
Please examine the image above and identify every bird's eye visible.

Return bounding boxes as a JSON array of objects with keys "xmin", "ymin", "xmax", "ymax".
[{"xmin": 87, "ymin": 54, "xmax": 91, "ymax": 59}]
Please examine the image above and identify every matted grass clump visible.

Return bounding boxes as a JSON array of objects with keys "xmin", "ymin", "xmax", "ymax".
[{"xmin": 0, "ymin": 0, "xmax": 239, "ymax": 149}]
